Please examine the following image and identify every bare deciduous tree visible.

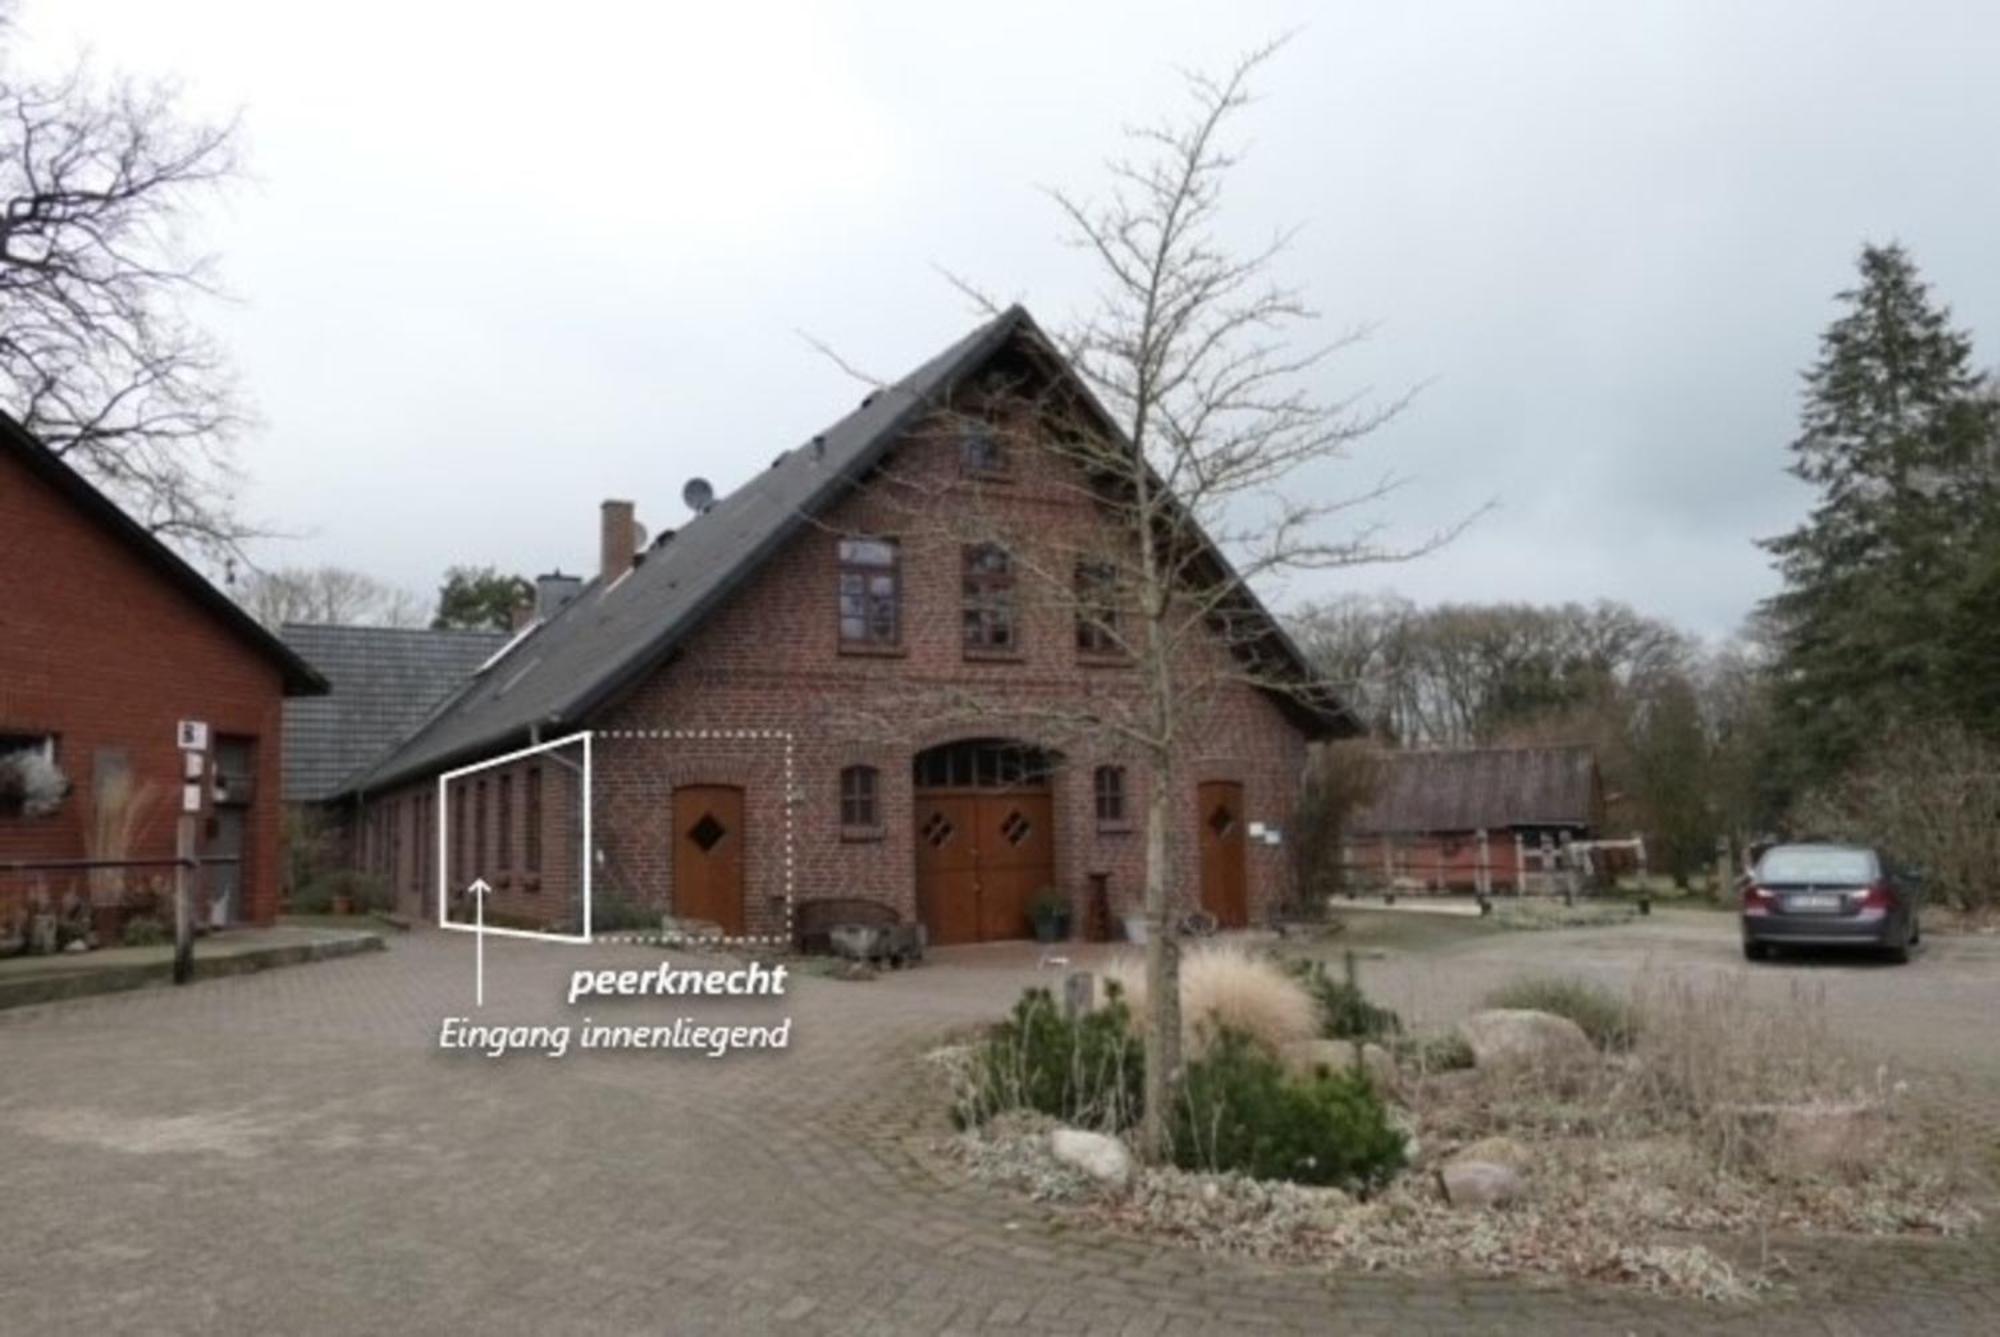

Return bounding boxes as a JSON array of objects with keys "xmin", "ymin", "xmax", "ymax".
[
  {"xmin": 0, "ymin": 6, "xmax": 248, "ymax": 560},
  {"xmin": 827, "ymin": 41, "xmax": 1456, "ymax": 1161},
  {"xmin": 237, "ymin": 565, "xmax": 428, "ymax": 630}
]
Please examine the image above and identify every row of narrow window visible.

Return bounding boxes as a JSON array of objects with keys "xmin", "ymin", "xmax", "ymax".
[
  {"xmin": 838, "ymin": 763, "xmax": 1127, "ymax": 828},
  {"xmin": 373, "ymin": 767, "xmax": 545, "ymax": 892},
  {"xmin": 838, "ymin": 539, "xmax": 1124, "ymax": 657}
]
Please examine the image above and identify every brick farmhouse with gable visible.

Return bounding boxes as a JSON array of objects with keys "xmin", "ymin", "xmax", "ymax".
[
  {"xmin": 1, "ymin": 411, "xmax": 328, "ymax": 937},
  {"xmin": 339, "ymin": 309, "xmax": 1355, "ymax": 943}
]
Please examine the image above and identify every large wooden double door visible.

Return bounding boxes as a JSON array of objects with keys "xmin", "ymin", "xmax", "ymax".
[{"xmin": 914, "ymin": 790, "xmax": 1054, "ymax": 945}]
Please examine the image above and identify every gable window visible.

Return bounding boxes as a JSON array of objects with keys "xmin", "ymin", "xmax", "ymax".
[
  {"xmin": 1075, "ymin": 561, "xmax": 1124, "ymax": 658},
  {"xmin": 526, "ymin": 767, "xmax": 543, "ymax": 875},
  {"xmin": 839, "ymin": 765, "xmax": 880, "ymax": 833},
  {"xmin": 1094, "ymin": 765, "xmax": 1129, "ymax": 828},
  {"xmin": 960, "ymin": 424, "xmax": 1010, "ymax": 478},
  {"xmin": 838, "ymin": 537, "xmax": 902, "ymax": 649},
  {"xmin": 962, "ymin": 543, "xmax": 1016, "ymax": 654}
]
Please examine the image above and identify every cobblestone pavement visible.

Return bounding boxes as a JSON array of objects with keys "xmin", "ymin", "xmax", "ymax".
[{"xmin": 2, "ymin": 911, "xmax": 1996, "ymax": 1335}]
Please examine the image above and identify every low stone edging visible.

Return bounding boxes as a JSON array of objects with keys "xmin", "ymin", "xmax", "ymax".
[{"xmin": 0, "ymin": 931, "xmax": 385, "ymax": 1011}]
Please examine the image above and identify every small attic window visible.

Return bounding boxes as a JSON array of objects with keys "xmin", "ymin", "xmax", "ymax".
[{"xmin": 960, "ymin": 425, "xmax": 1010, "ymax": 479}]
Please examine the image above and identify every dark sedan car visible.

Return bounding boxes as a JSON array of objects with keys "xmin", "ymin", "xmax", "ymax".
[{"xmin": 1741, "ymin": 843, "xmax": 1922, "ymax": 962}]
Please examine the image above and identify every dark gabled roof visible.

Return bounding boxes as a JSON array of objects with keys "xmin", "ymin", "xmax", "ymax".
[
  {"xmin": 280, "ymin": 623, "xmax": 510, "ymax": 802},
  {"xmin": 349, "ymin": 307, "xmax": 1350, "ymax": 793},
  {"xmin": 0, "ymin": 410, "xmax": 328, "ymax": 696},
  {"xmin": 1348, "ymin": 745, "xmax": 1600, "ymax": 835}
]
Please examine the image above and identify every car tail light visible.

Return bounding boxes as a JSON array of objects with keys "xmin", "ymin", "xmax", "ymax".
[
  {"xmin": 1857, "ymin": 882, "xmax": 1895, "ymax": 910},
  {"xmin": 1742, "ymin": 883, "xmax": 1774, "ymax": 912}
]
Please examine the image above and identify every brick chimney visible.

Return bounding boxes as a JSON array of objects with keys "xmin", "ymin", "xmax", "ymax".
[{"xmin": 600, "ymin": 500, "xmax": 636, "ymax": 583}]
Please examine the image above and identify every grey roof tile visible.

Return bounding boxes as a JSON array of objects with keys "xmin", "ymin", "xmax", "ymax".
[
  {"xmin": 281, "ymin": 624, "xmax": 509, "ymax": 801},
  {"xmin": 347, "ymin": 307, "xmax": 1348, "ymax": 794},
  {"xmin": 1348, "ymin": 745, "xmax": 1600, "ymax": 834}
]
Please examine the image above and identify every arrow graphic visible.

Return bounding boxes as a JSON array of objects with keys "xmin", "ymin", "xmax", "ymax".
[{"xmin": 466, "ymin": 877, "xmax": 491, "ymax": 1007}]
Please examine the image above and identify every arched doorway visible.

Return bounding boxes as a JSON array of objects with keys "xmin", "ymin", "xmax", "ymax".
[{"xmin": 912, "ymin": 739, "xmax": 1056, "ymax": 945}]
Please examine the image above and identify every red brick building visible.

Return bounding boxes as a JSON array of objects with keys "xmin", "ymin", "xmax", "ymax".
[
  {"xmin": 0, "ymin": 412, "xmax": 328, "ymax": 935},
  {"xmin": 345, "ymin": 310, "xmax": 1352, "ymax": 942}
]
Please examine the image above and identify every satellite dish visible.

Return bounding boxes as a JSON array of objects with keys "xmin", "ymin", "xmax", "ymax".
[
  {"xmin": 630, "ymin": 520, "xmax": 648, "ymax": 551},
  {"xmin": 682, "ymin": 477, "xmax": 715, "ymax": 514}
]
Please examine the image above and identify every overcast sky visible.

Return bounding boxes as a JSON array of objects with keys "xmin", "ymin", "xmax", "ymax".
[{"xmin": 19, "ymin": 1, "xmax": 2000, "ymax": 642}]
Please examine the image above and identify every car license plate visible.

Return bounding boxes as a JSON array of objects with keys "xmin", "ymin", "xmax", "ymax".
[{"xmin": 1787, "ymin": 893, "xmax": 1840, "ymax": 912}]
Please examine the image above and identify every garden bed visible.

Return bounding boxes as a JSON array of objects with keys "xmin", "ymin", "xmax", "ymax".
[{"xmin": 933, "ymin": 951, "xmax": 1986, "ymax": 1302}]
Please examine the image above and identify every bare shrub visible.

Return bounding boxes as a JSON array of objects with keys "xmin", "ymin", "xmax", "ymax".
[
  {"xmin": 1103, "ymin": 943, "xmax": 1319, "ymax": 1058},
  {"xmin": 1795, "ymin": 721, "xmax": 2000, "ymax": 912}
]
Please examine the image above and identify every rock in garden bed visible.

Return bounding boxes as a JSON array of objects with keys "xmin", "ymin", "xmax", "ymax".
[{"xmin": 1455, "ymin": 1008, "xmax": 1593, "ymax": 1070}]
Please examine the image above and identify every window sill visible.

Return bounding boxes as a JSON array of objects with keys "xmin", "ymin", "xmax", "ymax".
[
  {"xmin": 962, "ymin": 647, "xmax": 1024, "ymax": 663},
  {"xmin": 1096, "ymin": 822, "xmax": 1135, "ymax": 836},
  {"xmin": 839, "ymin": 825, "xmax": 886, "ymax": 844},
  {"xmin": 1076, "ymin": 651, "xmax": 1133, "ymax": 669},
  {"xmin": 960, "ymin": 468, "xmax": 1016, "ymax": 484},
  {"xmin": 838, "ymin": 641, "xmax": 908, "ymax": 659}
]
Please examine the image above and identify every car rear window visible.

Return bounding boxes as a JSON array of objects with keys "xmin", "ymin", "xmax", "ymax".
[{"xmin": 1757, "ymin": 848, "xmax": 1876, "ymax": 885}]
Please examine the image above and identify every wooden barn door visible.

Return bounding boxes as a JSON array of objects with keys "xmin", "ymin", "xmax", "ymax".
[
  {"xmin": 1198, "ymin": 780, "xmax": 1248, "ymax": 928},
  {"xmin": 672, "ymin": 785, "xmax": 745, "ymax": 936},
  {"xmin": 915, "ymin": 795, "xmax": 980, "ymax": 946},
  {"xmin": 972, "ymin": 793, "xmax": 1053, "ymax": 942},
  {"xmin": 913, "ymin": 747, "xmax": 1055, "ymax": 945}
]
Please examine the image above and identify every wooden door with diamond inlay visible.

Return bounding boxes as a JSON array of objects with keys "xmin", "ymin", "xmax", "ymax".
[
  {"xmin": 673, "ymin": 785, "xmax": 745, "ymax": 936},
  {"xmin": 914, "ymin": 792, "xmax": 1053, "ymax": 945}
]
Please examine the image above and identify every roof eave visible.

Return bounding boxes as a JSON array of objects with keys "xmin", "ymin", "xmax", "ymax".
[{"xmin": 1, "ymin": 412, "xmax": 330, "ymax": 696}]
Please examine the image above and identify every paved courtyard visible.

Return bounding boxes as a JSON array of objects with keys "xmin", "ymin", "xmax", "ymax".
[{"xmin": 2, "ymin": 909, "xmax": 1996, "ymax": 1335}]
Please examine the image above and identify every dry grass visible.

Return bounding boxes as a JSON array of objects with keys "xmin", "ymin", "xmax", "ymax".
[
  {"xmin": 79, "ymin": 771, "xmax": 161, "ymax": 901},
  {"xmin": 1101, "ymin": 942, "xmax": 1319, "ymax": 1057}
]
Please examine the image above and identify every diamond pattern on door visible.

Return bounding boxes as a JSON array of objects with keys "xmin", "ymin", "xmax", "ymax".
[
  {"xmin": 1207, "ymin": 804, "xmax": 1235, "ymax": 837},
  {"xmin": 688, "ymin": 813, "xmax": 727, "ymax": 853},
  {"xmin": 1000, "ymin": 809, "xmax": 1031, "ymax": 845},
  {"xmin": 921, "ymin": 811, "xmax": 956, "ymax": 847}
]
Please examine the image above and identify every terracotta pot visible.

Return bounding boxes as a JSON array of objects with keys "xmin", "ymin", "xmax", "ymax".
[{"xmin": 331, "ymin": 895, "xmax": 353, "ymax": 915}]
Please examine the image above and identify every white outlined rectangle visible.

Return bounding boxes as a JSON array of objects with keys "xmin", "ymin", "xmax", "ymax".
[{"xmin": 437, "ymin": 731, "xmax": 594, "ymax": 944}]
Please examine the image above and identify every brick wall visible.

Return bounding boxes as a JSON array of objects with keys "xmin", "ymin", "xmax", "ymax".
[
  {"xmin": 357, "ymin": 413, "xmax": 1314, "ymax": 940},
  {"xmin": 594, "ymin": 418, "xmax": 1309, "ymax": 938},
  {"xmin": 0, "ymin": 448, "xmax": 289, "ymax": 926}
]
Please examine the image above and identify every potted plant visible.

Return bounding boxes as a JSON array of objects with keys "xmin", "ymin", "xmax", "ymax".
[
  {"xmin": 0, "ymin": 748, "xmax": 69, "ymax": 818},
  {"xmin": 1029, "ymin": 887, "xmax": 1071, "ymax": 944}
]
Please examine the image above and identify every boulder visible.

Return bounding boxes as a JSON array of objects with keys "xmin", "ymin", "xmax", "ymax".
[
  {"xmin": 1049, "ymin": 1128, "xmax": 1134, "ymax": 1188},
  {"xmin": 1453, "ymin": 1135, "xmax": 1532, "ymax": 1173},
  {"xmin": 1455, "ymin": 1009, "xmax": 1593, "ymax": 1071},
  {"xmin": 1439, "ymin": 1159, "xmax": 1522, "ymax": 1209}
]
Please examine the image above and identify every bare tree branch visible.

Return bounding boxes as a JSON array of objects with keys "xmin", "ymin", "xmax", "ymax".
[{"xmin": 0, "ymin": 18, "xmax": 251, "ymax": 563}]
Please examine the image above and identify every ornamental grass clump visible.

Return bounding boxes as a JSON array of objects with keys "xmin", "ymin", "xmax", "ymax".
[{"xmin": 1102, "ymin": 941, "xmax": 1320, "ymax": 1058}]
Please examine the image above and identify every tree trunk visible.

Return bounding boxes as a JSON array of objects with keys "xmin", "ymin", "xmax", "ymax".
[{"xmin": 1137, "ymin": 751, "xmax": 1181, "ymax": 1163}]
